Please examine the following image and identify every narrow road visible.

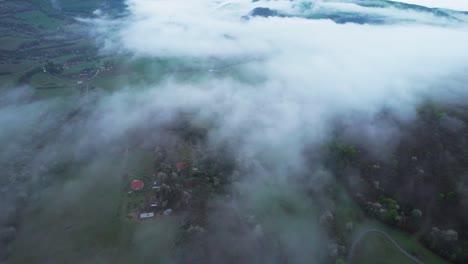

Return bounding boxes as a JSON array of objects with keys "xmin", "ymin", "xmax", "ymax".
[{"xmin": 346, "ymin": 229, "xmax": 424, "ymax": 264}]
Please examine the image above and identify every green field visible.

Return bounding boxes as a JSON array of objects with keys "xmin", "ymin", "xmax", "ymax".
[
  {"xmin": 350, "ymin": 232, "xmax": 418, "ymax": 264},
  {"xmin": 0, "ymin": 0, "xmax": 119, "ymax": 90},
  {"xmin": 15, "ymin": 10, "xmax": 62, "ymax": 29},
  {"xmin": 0, "ymin": 36, "xmax": 34, "ymax": 51},
  {"xmin": 8, "ymin": 153, "xmax": 181, "ymax": 264}
]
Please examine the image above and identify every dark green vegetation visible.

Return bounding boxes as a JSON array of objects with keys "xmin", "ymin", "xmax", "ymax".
[
  {"xmin": 326, "ymin": 101, "xmax": 468, "ymax": 263},
  {"xmin": 312, "ymin": 173, "xmax": 448, "ymax": 264}
]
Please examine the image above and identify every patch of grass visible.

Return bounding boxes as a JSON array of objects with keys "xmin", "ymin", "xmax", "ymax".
[
  {"xmin": 352, "ymin": 220, "xmax": 449, "ymax": 264},
  {"xmin": 15, "ymin": 10, "xmax": 62, "ymax": 29},
  {"xmin": 63, "ymin": 61, "xmax": 99, "ymax": 75},
  {"xmin": 90, "ymin": 75, "xmax": 128, "ymax": 90},
  {"xmin": 350, "ymin": 232, "xmax": 418, "ymax": 264},
  {"xmin": 0, "ymin": 36, "xmax": 34, "ymax": 51},
  {"xmin": 0, "ymin": 75, "xmax": 17, "ymax": 88},
  {"xmin": 29, "ymin": 72, "xmax": 72, "ymax": 89},
  {"xmin": 9, "ymin": 158, "xmax": 128, "ymax": 263},
  {"xmin": 51, "ymin": 54, "xmax": 78, "ymax": 64}
]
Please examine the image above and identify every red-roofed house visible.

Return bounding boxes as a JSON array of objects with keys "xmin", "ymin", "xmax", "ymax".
[
  {"xmin": 131, "ymin": 180, "xmax": 144, "ymax": 191},
  {"xmin": 176, "ymin": 162, "xmax": 186, "ymax": 171}
]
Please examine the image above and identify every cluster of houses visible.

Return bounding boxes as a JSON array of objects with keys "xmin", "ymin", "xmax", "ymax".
[
  {"xmin": 128, "ymin": 162, "xmax": 188, "ymax": 220},
  {"xmin": 71, "ymin": 63, "xmax": 115, "ymax": 80}
]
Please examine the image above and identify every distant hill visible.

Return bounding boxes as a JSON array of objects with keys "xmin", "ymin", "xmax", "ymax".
[{"xmin": 246, "ymin": 0, "xmax": 468, "ymax": 25}]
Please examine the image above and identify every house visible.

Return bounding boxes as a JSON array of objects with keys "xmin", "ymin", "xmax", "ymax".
[
  {"xmin": 131, "ymin": 180, "xmax": 144, "ymax": 191},
  {"xmin": 176, "ymin": 162, "xmax": 186, "ymax": 171},
  {"xmin": 139, "ymin": 212, "xmax": 155, "ymax": 219}
]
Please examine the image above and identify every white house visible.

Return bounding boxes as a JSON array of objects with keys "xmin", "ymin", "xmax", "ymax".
[{"xmin": 139, "ymin": 212, "xmax": 155, "ymax": 219}]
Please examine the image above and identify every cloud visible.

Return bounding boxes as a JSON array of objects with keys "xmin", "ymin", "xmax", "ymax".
[
  {"xmin": 94, "ymin": 0, "xmax": 467, "ymax": 57},
  {"xmin": 73, "ymin": 2, "xmax": 468, "ymax": 261},
  {"xmin": 89, "ymin": 0, "xmax": 468, "ymax": 157}
]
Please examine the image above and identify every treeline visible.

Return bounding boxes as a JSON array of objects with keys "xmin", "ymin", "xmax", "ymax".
[{"xmin": 324, "ymin": 101, "xmax": 468, "ymax": 263}]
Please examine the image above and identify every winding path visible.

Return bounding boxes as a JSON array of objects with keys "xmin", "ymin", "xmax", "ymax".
[{"xmin": 346, "ymin": 229, "xmax": 424, "ymax": 264}]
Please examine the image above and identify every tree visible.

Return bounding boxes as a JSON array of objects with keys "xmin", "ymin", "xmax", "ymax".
[{"xmin": 44, "ymin": 61, "xmax": 63, "ymax": 74}]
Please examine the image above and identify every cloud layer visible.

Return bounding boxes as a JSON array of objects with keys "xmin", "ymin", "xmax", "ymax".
[
  {"xmin": 83, "ymin": 2, "xmax": 468, "ymax": 261},
  {"xmin": 90, "ymin": 0, "xmax": 468, "ymax": 158}
]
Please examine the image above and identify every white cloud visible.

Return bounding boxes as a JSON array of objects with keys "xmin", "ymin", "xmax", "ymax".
[{"xmin": 86, "ymin": 0, "xmax": 468, "ymax": 161}]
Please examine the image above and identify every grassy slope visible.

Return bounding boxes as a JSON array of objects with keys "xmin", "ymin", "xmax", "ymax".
[{"xmin": 350, "ymin": 232, "xmax": 418, "ymax": 264}]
